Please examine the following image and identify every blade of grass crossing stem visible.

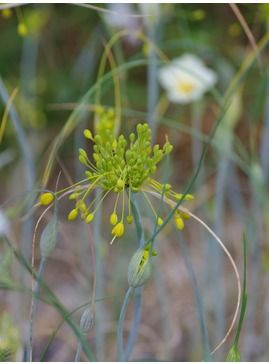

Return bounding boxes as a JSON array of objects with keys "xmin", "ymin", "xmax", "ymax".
[{"xmin": 40, "ymin": 295, "xmax": 115, "ymax": 361}]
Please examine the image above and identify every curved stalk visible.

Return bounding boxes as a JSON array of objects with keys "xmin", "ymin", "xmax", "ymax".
[{"xmin": 148, "ymin": 190, "xmax": 241, "ymax": 356}]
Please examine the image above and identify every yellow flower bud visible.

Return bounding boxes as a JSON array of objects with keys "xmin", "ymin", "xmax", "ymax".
[
  {"xmin": 81, "ymin": 211, "xmax": 88, "ymax": 220},
  {"xmin": 69, "ymin": 192, "xmax": 81, "ymax": 200},
  {"xmin": 164, "ymin": 183, "xmax": 171, "ymax": 192},
  {"xmin": 85, "ymin": 213, "xmax": 94, "ymax": 223},
  {"xmin": 68, "ymin": 208, "xmax": 78, "ymax": 221},
  {"xmin": 116, "ymin": 179, "xmax": 124, "ymax": 190},
  {"xmin": 175, "ymin": 193, "xmax": 194, "ymax": 201},
  {"xmin": 76, "ymin": 200, "xmax": 87, "ymax": 212},
  {"xmin": 175, "ymin": 215, "xmax": 184, "ymax": 230},
  {"xmin": 83, "ymin": 129, "xmax": 93, "ymax": 140},
  {"xmin": 18, "ymin": 23, "xmax": 28, "ymax": 37},
  {"xmin": 79, "ymin": 155, "xmax": 87, "ymax": 166},
  {"xmin": 79, "ymin": 148, "xmax": 88, "ymax": 159},
  {"xmin": 179, "ymin": 211, "xmax": 190, "ymax": 220},
  {"xmin": 126, "ymin": 215, "xmax": 133, "ymax": 224},
  {"xmin": 112, "ymin": 139, "xmax": 117, "ymax": 149},
  {"xmin": 110, "ymin": 212, "xmax": 118, "ymax": 225},
  {"xmin": 39, "ymin": 192, "xmax": 55, "ymax": 206},
  {"xmin": 157, "ymin": 217, "xmax": 163, "ymax": 226},
  {"xmin": 2, "ymin": 8, "xmax": 12, "ymax": 18},
  {"xmin": 112, "ymin": 222, "xmax": 124, "ymax": 237}
]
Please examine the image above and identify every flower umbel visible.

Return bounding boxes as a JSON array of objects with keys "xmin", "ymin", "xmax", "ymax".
[{"xmin": 39, "ymin": 116, "xmax": 193, "ymax": 243}]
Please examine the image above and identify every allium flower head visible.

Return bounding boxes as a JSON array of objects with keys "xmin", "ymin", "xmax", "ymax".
[
  {"xmin": 39, "ymin": 108, "xmax": 194, "ymax": 244},
  {"xmin": 158, "ymin": 53, "xmax": 217, "ymax": 104}
]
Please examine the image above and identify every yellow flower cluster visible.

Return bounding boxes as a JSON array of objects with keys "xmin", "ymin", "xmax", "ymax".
[{"xmin": 38, "ymin": 116, "xmax": 193, "ymax": 244}]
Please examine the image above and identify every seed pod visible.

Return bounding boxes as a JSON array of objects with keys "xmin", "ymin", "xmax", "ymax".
[
  {"xmin": 128, "ymin": 248, "xmax": 152, "ymax": 287},
  {"xmin": 40, "ymin": 211, "xmax": 58, "ymax": 258},
  {"xmin": 80, "ymin": 308, "xmax": 94, "ymax": 333}
]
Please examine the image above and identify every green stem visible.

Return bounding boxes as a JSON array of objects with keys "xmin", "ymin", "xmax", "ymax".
[{"xmin": 117, "ymin": 286, "xmax": 133, "ymax": 361}]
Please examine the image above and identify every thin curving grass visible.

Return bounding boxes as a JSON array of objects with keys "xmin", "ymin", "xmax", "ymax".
[
  {"xmin": 2, "ymin": 235, "xmax": 96, "ymax": 361},
  {"xmin": 149, "ymin": 191, "xmax": 241, "ymax": 357}
]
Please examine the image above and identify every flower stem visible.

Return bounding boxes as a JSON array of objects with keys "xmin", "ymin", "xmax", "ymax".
[{"xmin": 117, "ymin": 286, "xmax": 133, "ymax": 361}]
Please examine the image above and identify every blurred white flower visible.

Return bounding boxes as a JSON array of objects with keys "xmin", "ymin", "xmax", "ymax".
[
  {"xmin": 104, "ymin": 4, "xmax": 137, "ymax": 30},
  {"xmin": 158, "ymin": 54, "xmax": 217, "ymax": 104},
  {"xmin": 0, "ymin": 209, "xmax": 9, "ymax": 237},
  {"xmin": 104, "ymin": 4, "xmax": 141, "ymax": 46}
]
